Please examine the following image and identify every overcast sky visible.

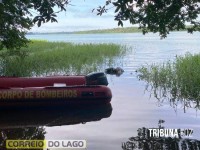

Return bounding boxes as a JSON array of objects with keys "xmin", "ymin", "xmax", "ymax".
[{"xmin": 30, "ymin": 0, "xmax": 132, "ymax": 32}]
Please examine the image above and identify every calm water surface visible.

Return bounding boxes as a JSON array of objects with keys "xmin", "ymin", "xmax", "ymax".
[{"xmin": 7, "ymin": 32, "xmax": 200, "ymax": 149}]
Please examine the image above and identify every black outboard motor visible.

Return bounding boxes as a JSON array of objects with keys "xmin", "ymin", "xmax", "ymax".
[{"xmin": 86, "ymin": 72, "xmax": 108, "ymax": 86}]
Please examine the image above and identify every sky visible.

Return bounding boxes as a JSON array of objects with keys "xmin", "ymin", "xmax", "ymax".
[{"xmin": 30, "ymin": 0, "xmax": 132, "ymax": 33}]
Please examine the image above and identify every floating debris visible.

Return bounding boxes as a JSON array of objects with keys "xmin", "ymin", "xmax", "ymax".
[{"xmin": 105, "ymin": 67, "xmax": 124, "ymax": 77}]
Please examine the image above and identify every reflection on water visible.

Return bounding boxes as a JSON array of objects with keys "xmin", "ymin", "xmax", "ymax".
[
  {"xmin": 0, "ymin": 127, "xmax": 45, "ymax": 149},
  {"xmin": 0, "ymin": 104, "xmax": 112, "ymax": 128},
  {"xmin": 0, "ymin": 104, "xmax": 112, "ymax": 149},
  {"xmin": 122, "ymin": 120, "xmax": 200, "ymax": 150}
]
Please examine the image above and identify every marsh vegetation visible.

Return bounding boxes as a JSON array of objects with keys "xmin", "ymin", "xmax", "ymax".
[
  {"xmin": 137, "ymin": 53, "xmax": 200, "ymax": 112},
  {"xmin": 0, "ymin": 40, "xmax": 126, "ymax": 77}
]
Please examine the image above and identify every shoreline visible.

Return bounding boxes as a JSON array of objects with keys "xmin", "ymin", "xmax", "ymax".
[{"xmin": 27, "ymin": 26, "xmax": 191, "ymax": 35}]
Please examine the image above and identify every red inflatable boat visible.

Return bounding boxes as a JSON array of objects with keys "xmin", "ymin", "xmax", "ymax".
[{"xmin": 0, "ymin": 72, "xmax": 112, "ymax": 107}]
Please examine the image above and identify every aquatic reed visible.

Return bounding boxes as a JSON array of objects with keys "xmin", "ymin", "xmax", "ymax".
[
  {"xmin": 137, "ymin": 53, "xmax": 200, "ymax": 111},
  {"xmin": 0, "ymin": 40, "xmax": 126, "ymax": 76}
]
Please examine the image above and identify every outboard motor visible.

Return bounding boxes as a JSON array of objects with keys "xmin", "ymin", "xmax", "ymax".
[{"xmin": 86, "ymin": 72, "xmax": 108, "ymax": 86}]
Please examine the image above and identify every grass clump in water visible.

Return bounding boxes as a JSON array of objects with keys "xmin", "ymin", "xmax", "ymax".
[
  {"xmin": 0, "ymin": 40, "xmax": 126, "ymax": 76},
  {"xmin": 137, "ymin": 53, "xmax": 200, "ymax": 112}
]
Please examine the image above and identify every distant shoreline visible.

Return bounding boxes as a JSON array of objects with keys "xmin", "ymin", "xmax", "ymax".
[
  {"xmin": 73, "ymin": 27, "xmax": 141, "ymax": 34},
  {"xmin": 28, "ymin": 26, "xmax": 190, "ymax": 35},
  {"xmin": 27, "ymin": 27, "xmax": 141, "ymax": 35}
]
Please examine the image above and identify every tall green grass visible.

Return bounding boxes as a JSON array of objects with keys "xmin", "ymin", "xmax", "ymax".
[
  {"xmin": 0, "ymin": 40, "xmax": 127, "ymax": 76},
  {"xmin": 137, "ymin": 53, "xmax": 200, "ymax": 112}
]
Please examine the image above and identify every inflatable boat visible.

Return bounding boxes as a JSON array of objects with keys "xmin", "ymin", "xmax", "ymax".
[{"xmin": 0, "ymin": 72, "xmax": 112, "ymax": 107}]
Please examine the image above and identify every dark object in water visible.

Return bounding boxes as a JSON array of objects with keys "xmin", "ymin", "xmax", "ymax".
[{"xmin": 105, "ymin": 67, "xmax": 124, "ymax": 76}]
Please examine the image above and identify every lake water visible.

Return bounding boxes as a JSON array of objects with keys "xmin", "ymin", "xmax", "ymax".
[{"xmin": 2, "ymin": 32, "xmax": 200, "ymax": 149}]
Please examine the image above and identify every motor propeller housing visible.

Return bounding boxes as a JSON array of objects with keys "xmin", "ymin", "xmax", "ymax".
[{"xmin": 86, "ymin": 72, "xmax": 108, "ymax": 86}]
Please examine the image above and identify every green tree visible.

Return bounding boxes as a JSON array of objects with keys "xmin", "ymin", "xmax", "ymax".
[
  {"xmin": 0, "ymin": 0, "xmax": 200, "ymax": 51},
  {"xmin": 0, "ymin": 0, "xmax": 69, "ymax": 50},
  {"xmin": 96, "ymin": 0, "xmax": 200, "ymax": 38}
]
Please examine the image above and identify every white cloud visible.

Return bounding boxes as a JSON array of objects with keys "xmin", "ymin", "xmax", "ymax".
[
  {"xmin": 31, "ymin": 17, "xmax": 120, "ymax": 32},
  {"xmin": 30, "ymin": 0, "xmax": 132, "ymax": 32}
]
